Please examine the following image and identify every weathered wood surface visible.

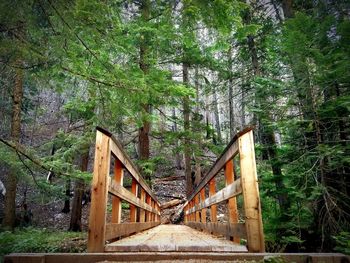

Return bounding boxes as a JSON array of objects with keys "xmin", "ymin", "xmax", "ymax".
[
  {"xmin": 160, "ymin": 199, "xmax": 185, "ymax": 209},
  {"xmin": 186, "ymin": 222, "xmax": 247, "ymax": 239},
  {"xmin": 239, "ymin": 131, "xmax": 265, "ymax": 252},
  {"xmin": 105, "ymin": 224, "xmax": 248, "ymax": 252},
  {"xmin": 105, "ymin": 222, "xmax": 160, "ymax": 241},
  {"xmin": 225, "ymin": 159, "xmax": 239, "ymax": 243},
  {"xmin": 109, "ymin": 181, "xmax": 159, "ymax": 215},
  {"xmin": 187, "ymin": 127, "xmax": 253, "ymax": 202},
  {"xmin": 97, "ymin": 127, "xmax": 158, "ymax": 203},
  {"xmin": 5, "ymin": 252, "xmax": 349, "ymax": 263},
  {"xmin": 87, "ymin": 130, "xmax": 110, "ymax": 252},
  {"xmin": 186, "ymin": 179, "xmax": 241, "ymax": 214},
  {"xmin": 111, "ymin": 159, "xmax": 123, "ymax": 224}
]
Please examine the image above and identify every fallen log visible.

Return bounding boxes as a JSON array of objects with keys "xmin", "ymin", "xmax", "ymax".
[
  {"xmin": 153, "ymin": 175, "xmax": 185, "ymax": 183},
  {"xmin": 160, "ymin": 199, "xmax": 186, "ymax": 210},
  {"xmin": 170, "ymin": 203, "xmax": 185, "ymax": 224}
]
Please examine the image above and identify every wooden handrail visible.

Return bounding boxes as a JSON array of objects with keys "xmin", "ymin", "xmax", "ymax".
[
  {"xmin": 187, "ymin": 127, "xmax": 253, "ymax": 202},
  {"xmin": 184, "ymin": 128, "xmax": 265, "ymax": 253},
  {"xmin": 88, "ymin": 127, "xmax": 161, "ymax": 252}
]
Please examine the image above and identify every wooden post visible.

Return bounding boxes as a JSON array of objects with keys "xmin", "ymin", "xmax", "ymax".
[
  {"xmin": 184, "ymin": 204, "xmax": 188, "ymax": 223},
  {"xmin": 200, "ymin": 188, "xmax": 206, "ymax": 223},
  {"xmin": 209, "ymin": 179, "xmax": 217, "ymax": 222},
  {"xmin": 195, "ymin": 194, "xmax": 200, "ymax": 222},
  {"xmin": 130, "ymin": 178, "xmax": 138, "ymax": 222},
  {"xmin": 111, "ymin": 159, "xmax": 123, "ymax": 223},
  {"xmin": 151, "ymin": 200, "xmax": 155, "ymax": 221},
  {"xmin": 239, "ymin": 130, "xmax": 265, "ymax": 252},
  {"xmin": 145, "ymin": 195, "xmax": 151, "ymax": 222},
  {"xmin": 225, "ymin": 159, "xmax": 239, "ymax": 243},
  {"xmin": 88, "ymin": 131, "xmax": 111, "ymax": 252},
  {"xmin": 140, "ymin": 188, "xmax": 146, "ymax": 223}
]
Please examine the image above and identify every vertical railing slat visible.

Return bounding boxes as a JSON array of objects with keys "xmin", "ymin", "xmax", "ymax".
[
  {"xmin": 225, "ymin": 159, "xmax": 239, "ymax": 242},
  {"xmin": 130, "ymin": 179, "xmax": 138, "ymax": 222},
  {"xmin": 111, "ymin": 159, "xmax": 123, "ymax": 223}
]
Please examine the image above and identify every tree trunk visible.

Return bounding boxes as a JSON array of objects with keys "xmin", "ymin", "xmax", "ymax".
[
  {"xmin": 183, "ymin": 62, "xmax": 192, "ymax": 198},
  {"xmin": 3, "ymin": 61, "xmax": 24, "ymax": 229},
  {"xmin": 61, "ymin": 179, "xmax": 71, "ymax": 213},
  {"xmin": 247, "ymin": 30, "xmax": 290, "ymax": 214},
  {"xmin": 282, "ymin": 0, "xmax": 294, "ymax": 19},
  {"xmin": 172, "ymin": 108, "xmax": 182, "ymax": 169},
  {"xmin": 138, "ymin": 0, "xmax": 151, "ymax": 164},
  {"xmin": 69, "ymin": 151, "xmax": 89, "ymax": 231},
  {"xmin": 228, "ymin": 46, "xmax": 235, "ymax": 138},
  {"xmin": 213, "ymin": 86, "xmax": 222, "ymax": 144}
]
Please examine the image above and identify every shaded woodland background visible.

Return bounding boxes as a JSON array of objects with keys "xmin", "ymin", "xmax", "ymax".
[{"xmin": 0, "ymin": 0, "xmax": 349, "ymax": 255}]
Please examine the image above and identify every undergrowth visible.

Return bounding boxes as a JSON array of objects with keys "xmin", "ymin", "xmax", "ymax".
[{"xmin": 0, "ymin": 227, "xmax": 86, "ymax": 261}]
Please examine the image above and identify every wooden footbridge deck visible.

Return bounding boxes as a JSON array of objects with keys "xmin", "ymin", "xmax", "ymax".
[{"xmin": 5, "ymin": 127, "xmax": 349, "ymax": 263}]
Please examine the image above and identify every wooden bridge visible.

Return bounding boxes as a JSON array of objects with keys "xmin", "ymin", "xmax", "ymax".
[
  {"xmin": 86, "ymin": 127, "xmax": 262, "ymax": 253},
  {"xmin": 5, "ymin": 127, "xmax": 349, "ymax": 263}
]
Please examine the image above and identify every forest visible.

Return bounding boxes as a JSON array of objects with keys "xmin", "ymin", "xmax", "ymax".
[{"xmin": 0, "ymin": 0, "xmax": 349, "ymax": 257}]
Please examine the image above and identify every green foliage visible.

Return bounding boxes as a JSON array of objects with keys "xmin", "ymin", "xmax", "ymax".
[
  {"xmin": 333, "ymin": 232, "xmax": 350, "ymax": 255},
  {"xmin": 0, "ymin": 228, "xmax": 86, "ymax": 260}
]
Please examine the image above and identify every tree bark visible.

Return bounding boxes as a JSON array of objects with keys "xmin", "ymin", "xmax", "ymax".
[
  {"xmin": 138, "ymin": 0, "xmax": 151, "ymax": 164},
  {"xmin": 228, "ymin": 46, "xmax": 235, "ymax": 138},
  {"xmin": 172, "ymin": 108, "xmax": 182, "ymax": 169},
  {"xmin": 213, "ymin": 86, "xmax": 222, "ymax": 144},
  {"xmin": 3, "ymin": 61, "xmax": 24, "ymax": 229},
  {"xmin": 247, "ymin": 28, "xmax": 290, "ymax": 214},
  {"xmin": 183, "ymin": 62, "xmax": 192, "ymax": 198},
  {"xmin": 282, "ymin": 0, "xmax": 294, "ymax": 19},
  {"xmin": 69, "ymin": 151, "xmax": 89, "ymax": 231},
  {"xmin": 61, "ymin": 179, "xmax": 71, "ymax": 213}
]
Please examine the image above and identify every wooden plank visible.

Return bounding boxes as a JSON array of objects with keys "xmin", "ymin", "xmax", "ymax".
[
  {"xmin": 111, "ymin": 159, "xmax": 123, "ymax": 224},
  {"xmin": 239, "ymin": 130, "xmax": 265, "ymax": 252},
  {"xmin": 5, "ymin": 252, "xmax": 349, "ymax": 263},
  {"xmin": 129, "ymin": 179, "xmax": 138, "ymax": 222},
  {"xmin": 106, "ymin": 225, "xmax": 247, "ymax": 252},
  {"xmin": 200, "ymin": 189, "xmax": 206, "ymax": 223},
  {"xmin": 186, "ymin": 222, "xmax": 247, "ymax": 239},
  {"xmin": 186, "ymin": 179, "xmax": 241, "ymax": 214},
  {"xmin": 145, "ymin": 194, "xmax": 151, "ymax": 222},
  {"xmin": 105, "ymin": 222, "xmax": 160, "ymax": 241},
  {"xmin": 209, "ymin": 178, "xmax": 217, "ymax": 222},
  {"xmin": 151, "ymin": 200, "xmax": 155, "ymax": 221},
  {"xmin": 195, "ymin": 194, "xmax": 200, "ymax": 222},
  {"xmin": 225, "ymin": 159, "xmax": 239, "ymax": 243},
  {"xmin": 87, "ymin": 131, "xmax": 110, "ymax": 252},
  {"xmin": 140, "ymin": 188, "xmax": 146, "ymax": 223},
  {"xmin": 109, "ymin": 181, "xmax": 158, "ymax": 214},
  {"xmin": 108, "ymin": 138, "xmax": 157, "ymax": 204},
  {"xmin": 96, "ymin": 127, "xmax": 159, "ymax": 204},
  {"xmin": 187, "ymin": 127, "xmax": 253, "ymax": 202}
]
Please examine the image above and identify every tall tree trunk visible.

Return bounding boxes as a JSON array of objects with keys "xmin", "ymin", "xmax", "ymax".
[
  {"xmin": 61, "ymin": 179, "xmax": 71, "ymax": 213},
  {"xmin": 228, "ymin": 46, "xmax": 235, "ymax": 138},
  {"xmin": 138, "ymin": 0, "xmax": 151, "ymax": 164},
  {"xmin": 213, "ymin": 86, "xmax": 222, "ymax": 144},
  {"xmin": 3, "ymin": 61, "xmax": 24, "ymax": 229},
  {"xmin": 247, "ymin": 31, "xmax": 290, "ymax": 214},
  {"xmin": 183, "ymin": 62, "xmax": 192, "ymax": 197},
  {"xmin": 69, "ymin": 151, "xmax": 89, "ymax": 231},
  {"xmin": 281, "ymin": 0, "xmax": 294, "ymax": 19},
  {"xmin": 172, "ymin": 108, "xmax": 182, "ymax": 169},
  {"xmin": 193, "ymin": 67, "xmax": 202, "ymax": 188}
]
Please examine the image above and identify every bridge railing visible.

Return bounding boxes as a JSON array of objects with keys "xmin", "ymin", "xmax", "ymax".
[
  {"xmin": 184, "ymin": 127, "xmax": 265, "ymax": 252},
  {"xmin": 88, "ymin": 127, "xmax": 161, "ymax": 252}
]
